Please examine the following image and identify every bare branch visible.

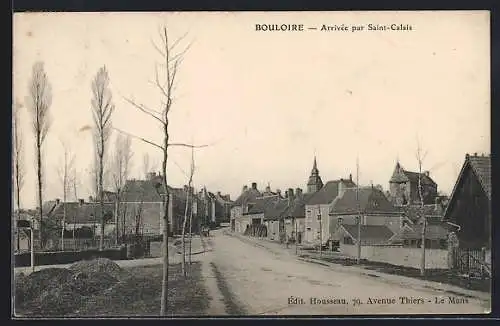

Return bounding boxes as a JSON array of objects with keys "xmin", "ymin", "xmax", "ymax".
[
  {"xmin": 123, "ymin": 96, "xmax": 165, "ymax": 126},
  {"xmin": 168, "ymin": 142, "xmax": 210, "ymax": 149},
  {"xmin": 113, "ymin": 127, "xmax": 164, "ymax": 151}
]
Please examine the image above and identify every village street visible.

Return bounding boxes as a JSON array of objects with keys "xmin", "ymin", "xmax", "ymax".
[{"xmin": 202, "ymin": 228, "xmax": 490, "ymax": 315}]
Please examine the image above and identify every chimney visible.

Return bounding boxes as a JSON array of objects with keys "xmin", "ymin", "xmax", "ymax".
[
  {"xmin": 349, "ymin": 174, "xmax": 352, "ymax": 181},
  {"xmin": 287, "ymin": 188, "xmax": 295, "ymax": 205},
  {"xmin": 55, "ymin": 198, "xmax": 60, "ymax": 205},
  {"xmin": 424, "ymin": 171, "xmax": 430, "ymax": 177},
  {"xmin": 79, "ymin": 199, "xmax": 84, "ymax": 205},
  {"xmin": 285, "ymin": 190, "xmax": 289, "ymax": 198},
  {"xmin": 265, "ymin": 185, "xmax": 271, "ymax": 193},
  {"xmin": 88, "ymin": 196, "xmax": 93, "ymax": 202},
  {"xmin": 242, "ymin": 185, "xmax": 248, "ymax": 193},
  {"xmin": 147, "ymin": 172, "xmax": 156, "ymax": 180},
  {"xmin": 251, "ymin": 182, "xmax": 257, "ymax": 190},
  {"xmin": 338, "ymin": 181, "xmax": 345, "ymax": 195},
  {"xmin": 276, "ymin": 189, "xmax": 281, "ymax": 197},
  {"xmin": 217, "ymin": 191, "xmax": 221, "ymax": 197},
  {"xmin": 295, "ymin": 188, "xmax": 303, "ymax": 198}
]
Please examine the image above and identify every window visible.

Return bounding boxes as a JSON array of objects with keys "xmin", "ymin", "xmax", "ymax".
[
  {"xmin": 344, "ymin": 236, "xmax": 354, "ymax": 245},
  {"xmin": 337, "ymin": 217, "xmax": 343, "ymax": 224}
]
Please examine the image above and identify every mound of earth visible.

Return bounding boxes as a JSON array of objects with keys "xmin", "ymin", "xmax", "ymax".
[
  {"xmin": 15, "ymin": 259, "xmax": 124, "ymax": 316},
  {"xmin": 69, "ymin": 258, "xmax": 124, "ymax": 279}
]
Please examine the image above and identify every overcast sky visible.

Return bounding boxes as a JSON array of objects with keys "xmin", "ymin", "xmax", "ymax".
[{"xmin": 13, "ymin": 11, "xmax": 490, "ymax": 209}]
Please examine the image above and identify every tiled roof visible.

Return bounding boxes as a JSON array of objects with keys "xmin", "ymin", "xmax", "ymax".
[
  {"xmin": 390, "ymin": 162, "xmax": 436, "ymax": 185},
  {"xmin": 330, "ymin": 187, "xmax": 398, "ymax": 215},
  {"xmin": 264, "ymin": 199, "xmax": 289, "ymax": 221},
  {"xmin": 281, "ymin": 193, "xmax": 316, "ymax": 218},
  {"xmin": 307, "ymin": 179, "xmax": 357, "ymax": 206},
  {"xmin": 399, "ymin": 223, "xmax": 449, "ymax": 240},
  {"xmin": 245, "ymin": 196, "xmax": 279, "ymax": 215},
  {"xmin": 468, "ymin": 155, "xmax": 491, "ymax": 200},
  {"xmin": 48, "ymin": 202, "xmax": 116, "ymax": 224},
  {"xmin": 398, "ymin": 204, "xmax": 442, "ymax": 222},
  {"xmin": 121, "ymin": 179, "xmax": 167, "ymax": 202},
  {"xmin": 341, "ymin": 224, "xmax": 395, "ymax": 245},
  {"xmin": 233, "ymin": 188, "xmax": 262, "ymax": 206}
]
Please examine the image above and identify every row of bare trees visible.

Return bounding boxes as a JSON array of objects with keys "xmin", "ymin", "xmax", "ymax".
[{"xmin": 17, "ymin": 24, "xmax": 206, "ymax": 315}]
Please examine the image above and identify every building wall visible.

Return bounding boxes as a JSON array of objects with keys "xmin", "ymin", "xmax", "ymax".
[
  {"xmin": 121, "ymin": 202, "xmax": 164, "ymax": 235},
  {"xmin": 447, "ymin": 166, "xmax": 490, "ymax": 248},
  {"xmin": 305, "ymin": 204, "xmax": 331, "ymax": 244},
  {"xmin": 264, "ymin": 220, "xmax": 280, "ymax": 241},
  {"xmin": 340, "ymin": 243, "xmax": 449, "ymax": 269}
]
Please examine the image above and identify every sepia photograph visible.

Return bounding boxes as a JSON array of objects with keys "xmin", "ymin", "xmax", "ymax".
[{"xmin": 12, "ymin": 11, "xmax": 491, "ymax": 317}]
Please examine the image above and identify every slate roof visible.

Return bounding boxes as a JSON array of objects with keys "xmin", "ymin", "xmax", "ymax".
[
  {"xmin": 341, "ymin": 224, "xmax": 395, "ymax": 245},
  {"xmin": 468, "ymin": 155, "xmax": 491, "ymax": 200},
  {"xmin": 122, "ymin": 179, "xmax": 166, "ymax": 202},
  {"xmin": 306, "ymin": 179, "xmax": 356, "ymax": 206},
  {"xmin": 329, "ymin": 187, "xmax": 399, "ymax": 215}
]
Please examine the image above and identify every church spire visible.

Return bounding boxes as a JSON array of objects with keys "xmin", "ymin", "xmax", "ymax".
[{"xmin": 307, "ymin": 155, "xmax": 323, "ymax": 193}]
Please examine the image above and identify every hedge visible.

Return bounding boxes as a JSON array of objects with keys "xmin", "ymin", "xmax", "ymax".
[{"xmin": 14, "ymin": 247, "xmax": 127, "ymax": 267}]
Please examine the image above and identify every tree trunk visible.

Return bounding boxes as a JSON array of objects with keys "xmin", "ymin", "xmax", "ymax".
[
  {"xmin": 188, "ymin": 200, "xmax": 193, "ymax": 266},
  {"xmin": 16, "ymin": 175, "xmax": 21, "ymax": 252},
  {"xmin": 181, "ymin": 190, "xmax": 190, "ymax": 278},
  {"xmin": 114, "ymin": 198, "xmax": 119, "ymax": 245},
  {"xmin": 160, "ymin": 128, "xmax": 169, "ymax": 316},
  {"xmin": 99, "ymin": 139, "xmax": 105, "ymax": 251},
  {"xmin": 36, "ymin": 134, "xmax": 43, "ymax": 249}
]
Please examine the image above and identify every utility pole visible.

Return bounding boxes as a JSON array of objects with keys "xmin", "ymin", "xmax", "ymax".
[
  {"xmin": 317, "ymin": 204, "xmax": 322, "ymax": 257},
  {"xmin": 295, "ymin": 217, "xmax": 298, "ymax": 255},
  {"xmin": 356, "ymin": 156, "xmax": 362, "ymax": 264}
]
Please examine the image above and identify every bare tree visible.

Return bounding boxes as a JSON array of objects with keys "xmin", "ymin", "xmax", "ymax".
[
  {"xmin": 13, "ymin": 101, "xmax": 25, "ymax": 251},
  {"xmin": 91, "ymin": 66, "xmax": 115, "ymax": 251},
  {"xmin": 416, "ymin": 138, "xmax": 428, "ymax": 277},
  {"xmin": 142, "ymin": 153, "xmax": 150, "ymax": 179},
  {"xmin": 26, "ymin": 61, "xmax": 52, "ymax": 247},
  {"xmin": 181, "ymin": 145, "xmax": 195, "ymax": 277},
  {"xmin": 116, "ymin": 25, "xmax": 213, "ymax": 315},
  {"xmin": 71, "ymin": 167, "xmax": 79, "ymax": 246},
  {"xmin": 57, "ymin": 139, "xmax": 76, "ymax": 250},
  {"xmin": 188, "ymin": 146, "xmax": 195, "ymax": 268},
  {"xmin": 112, "ymin": 134, "xmax": 133, "ymax": 244}
]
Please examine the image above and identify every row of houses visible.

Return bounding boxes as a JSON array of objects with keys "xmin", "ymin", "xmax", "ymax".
[
  {"xmin": 14, "ymin": 171, "xmax": 233, "ymax": 250},
  {"xmin": 230, "ymin": 153, "xmax": 491, "ymax": 269}
]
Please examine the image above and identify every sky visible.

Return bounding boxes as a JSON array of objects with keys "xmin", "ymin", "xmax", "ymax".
[{"xmin": 13, "ymin": 11, "xmax": 490, "ymax": 209}]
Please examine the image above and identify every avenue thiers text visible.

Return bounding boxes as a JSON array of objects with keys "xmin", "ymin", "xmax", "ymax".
[
  {"xmin": 255, "ymin": 23, "xmax": 413, "ymax": 32},
  {"xmin": 288, "ymin": 296, "xmax": 470, "ymax": 306}
]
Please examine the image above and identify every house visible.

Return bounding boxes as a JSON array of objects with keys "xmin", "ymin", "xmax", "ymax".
[
  {"xmin": 47, "ymin": 198, "xmax": 116, "ymax": 236},
  {"xmin": 443, "ymin": 153, "xmax": 491, "ymax": 249},
  {"xmin": 398, "ymin": 218, "xmax": 449, "ymax": 249},
  {"xmin": 329, "ymin": 186, "xmax": 406, "ymax": 244},
  {"xmin": 230, "ymin": 182, "xmax": 263, "ymax": 232},
  {"xmin": 197, "ymin": 187, "xmax": 233, "ymax": 227},
  {"xmin": 121, "ymin": 172, "xmax": 202, "ymax": 236},
  {"xmin": 304, "ymin": 177, "xmax": 356, "ymax": 245},
  {"xmin": 262, "ymin": 194, "xmax": 289, "ymax": 242},
  {"xmin": 280, "ymin": 188, "xmax": 315, "ymax": 244},
  {"xmin": 389, "ymin": 161, "xmax": 438, "ymax": 206},
  {"xmin": 238, "ymin": 194, "xmax": 280, "ymax": 235}
]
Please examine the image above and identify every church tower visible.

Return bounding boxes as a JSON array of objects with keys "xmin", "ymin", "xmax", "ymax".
[{"xmin": 307, "ymin": 156, "xmax": 323, "ymax": 193}]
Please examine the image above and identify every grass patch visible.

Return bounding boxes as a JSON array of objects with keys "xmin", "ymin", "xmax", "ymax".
[
  {"xmin": 15, "ymin": 262, "xmax": 209, "ymax": 317},
  {"xmin": 210, "ymin": 262, "xmax": 246, "ymax": 315}
]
